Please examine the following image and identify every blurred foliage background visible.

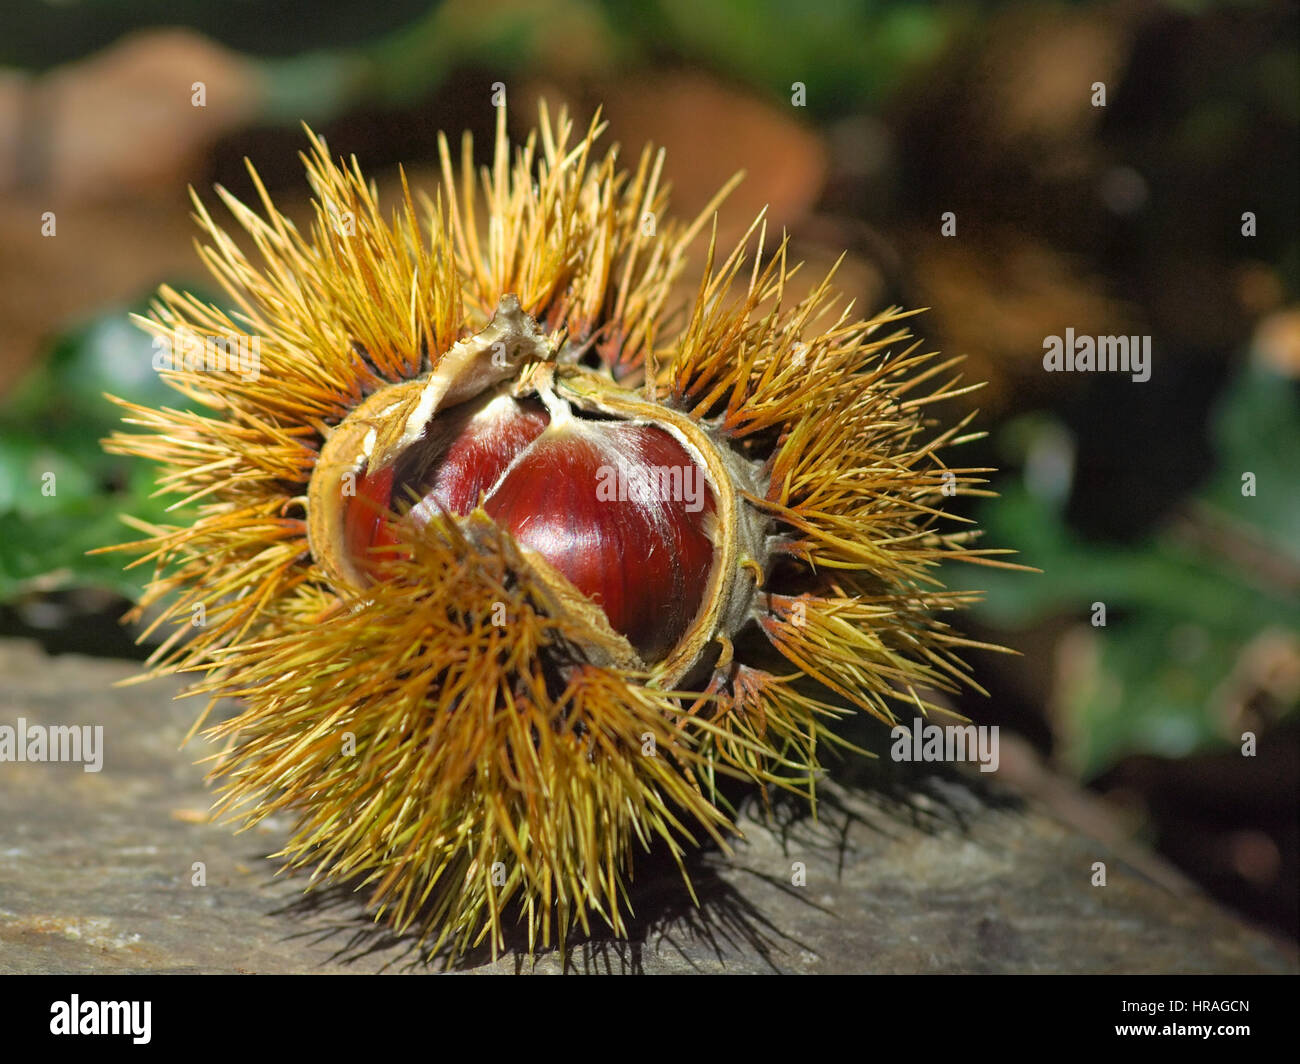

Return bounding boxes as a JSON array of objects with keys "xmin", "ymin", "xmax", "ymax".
[{"xmin": 0, "ymin": 0, "xmax": 1296, "ymax": 942}]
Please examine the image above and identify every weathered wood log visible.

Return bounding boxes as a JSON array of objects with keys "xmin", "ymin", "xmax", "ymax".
[{"xmin": 0, "ymin": 639, "xmax": 1292, "ymax": 974}]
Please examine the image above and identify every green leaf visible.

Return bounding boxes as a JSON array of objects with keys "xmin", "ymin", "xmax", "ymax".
[{"xmin": 0, "ymin": 302, "xmax": 199, "ymax": 601}]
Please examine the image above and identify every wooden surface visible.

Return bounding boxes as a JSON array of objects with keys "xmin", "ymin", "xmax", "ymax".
[{"xmin": 0, "ymin": 639, "xmax": 1293, "ymax": 974}]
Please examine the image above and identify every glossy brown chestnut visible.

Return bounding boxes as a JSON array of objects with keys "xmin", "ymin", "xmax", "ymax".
[
  {"xmin": 340, "ymin": 391, "xmax": 717, "ymax": 663},
  {"xmin": 405, "ymin": 393, "xmax": 551, "ymax": 518},
  {"xmin": 482, "ymin": 419, "xmax": 716, "ymax": 662}
]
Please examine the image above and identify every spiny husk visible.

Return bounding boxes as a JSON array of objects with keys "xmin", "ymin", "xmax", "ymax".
[{"xmin": 102, "ymin": 101, "xmax": 1013, "ymax": 961}]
